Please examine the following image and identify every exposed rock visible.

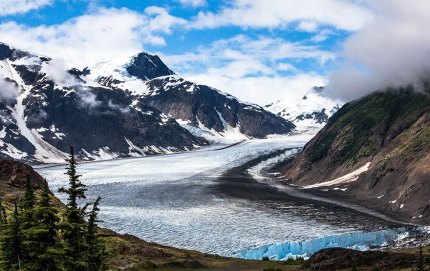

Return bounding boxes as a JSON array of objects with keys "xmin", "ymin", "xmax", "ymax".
[
  {"xmin": 141, "ymin": 76, "xmax": 294, "ymax": 138},
  {"xmin": 126, "ymin": 52, "xmax": 174, "ymax": 80}
]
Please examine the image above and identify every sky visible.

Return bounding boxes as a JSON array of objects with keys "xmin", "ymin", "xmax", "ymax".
[{"xmin": 0, "ymin": 0, "xmax": 428, "ymax": 105}]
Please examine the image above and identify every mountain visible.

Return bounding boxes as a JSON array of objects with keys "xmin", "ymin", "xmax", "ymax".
[
  {"xmin": 0, "ymin": 43, "xmax": 202, "ymax": 163},
  {"xmin": 138, "ymin": 76, "xmax": 295, "ymax": 138},
  {"xmin": 0, "ymin": 42, "xmax": 293, "ymax": 163},
  {"xmin": 265, "ymin": 86, "xmax": 340, "ymax": 134},
  {"xmin": 277, "ymin": 88, "xmax": 430, "ymax": 224},
  {"xmin": 126, "ymin": 52, "xmax": 175, "ymax": 80},
  {"xmin": 92, "ymin": 55, "xmax": 294, "ymax": 139}
]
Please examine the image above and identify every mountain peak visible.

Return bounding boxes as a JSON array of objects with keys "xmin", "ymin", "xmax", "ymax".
[
  {"xmin": 126, "ymin": 52, "xmax": 175, "ymax": 80},
  {"xmin": 0, "ymin": 42, "xmax": 31, "ymax": 61}
]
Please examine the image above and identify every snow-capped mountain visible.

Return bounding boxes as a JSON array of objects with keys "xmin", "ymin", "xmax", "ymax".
[
  {"xmin": 92, "ymin": 53, "xmax": 294, "ymax": 139},
  {"xmin": 265, "ymin": 87, "xmax": 341, "ymax": 134},
  {"xmin": 0, "ymin": 42, "xmax": 293, "ymax": 163},
  {"xmin": 0, "ymin": 43, "xmax": 204, "ymax": 163}
]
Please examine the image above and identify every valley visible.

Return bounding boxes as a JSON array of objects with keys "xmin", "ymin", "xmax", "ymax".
[{"xmin": 36, "ymin": 136, "xmax": 409, "ymax": 260}]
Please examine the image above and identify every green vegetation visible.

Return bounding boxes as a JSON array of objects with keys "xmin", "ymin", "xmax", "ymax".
[
  {"xmin": 308, "ymin": 88, "xmax": 430, "ymax": 165},
  {"xmin": 0, "ymin": 147, "xmax": 106, "ymax": 271}
]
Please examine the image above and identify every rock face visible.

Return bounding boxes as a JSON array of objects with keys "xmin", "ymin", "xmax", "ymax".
[
  {"xmin": 0, "ymin": 42, "xmax": 202, "ymax": 163},
  {"xmin": 278, "ymin": 88, "xmax": 430, "ymax": 224},
  {"xmin": 140, "ymin": 77, "xmax": 294, "ymax": 138},
  {"xmin": 266, "ymin": 87, "xmax": 340, "ymax": 134},
  {"xmin": 126, "ymin": 52, "xmax": 175, "ymax": 80}
]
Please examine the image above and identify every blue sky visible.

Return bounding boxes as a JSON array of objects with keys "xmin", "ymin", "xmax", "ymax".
[{"xmin": 0, "ymin": 1, "xmax": 427, "ymax": 104}]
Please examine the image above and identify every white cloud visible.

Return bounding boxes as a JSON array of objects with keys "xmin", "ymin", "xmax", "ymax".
[
  {"xmin": 190, "ymin": 0, "xmax": 373, "ymax": 31},
  {"xmin": 185, "ymin": 73, "xmax": 326, "ymax": 105},
  {"xmin": 177, "ymin": 0, "xmax": 207, "ymax": 7},
  {"xmin": 311, "ymin": 29, "xmax": 334, "ymax": 43},
  {"xmin": 41, "ymin": 59, "xmax": 78, "ymax": 85},
  {"xmin": 297, "ymin": 21, "xmax": 318, "ymax": 32},
  {"xmin": 162, "ymin": 35, "xmax": 330, "ymax": 104},
  {"xmin": 0, "ymin": 78, "xmax": 19, "ymax": 100},
  {"xmin": 0, "ymin": 0, "xmax": 52, "ymax": 16},
  {"xmin": 0, "ymin": 7, "xmax": 185, "ymax": 69},
  {"xmin": 164, "ymin": 35, "xmax": 335, "ymax": 74},
  {"xmin": 143, "ymin": 6, "xmax": 187, "ymax": 45},
  {"xmin": 326, "ymin": 0, "xmax": 430, "ymax": 101}
]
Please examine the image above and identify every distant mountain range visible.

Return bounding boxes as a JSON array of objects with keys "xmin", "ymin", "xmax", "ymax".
[
  {"xmin": 265, "ymin": 86, "xmax": 341, "ymax": 134},
  {"xmin": 0, "ymin": 42, "xmax": 294, "ymax": 163}
]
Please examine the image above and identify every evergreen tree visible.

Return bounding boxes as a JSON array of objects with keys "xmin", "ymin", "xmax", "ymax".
[
  {"xmin": 0, "ymin": 198, "xmax": 8, "ymax": 270},
  {"xmin": 59, "ymin": 146, "xmax": 89, "ymax": 271},
  {"xmin": 1, "ymin": 201, "xmax": 23, "ymax": 271},
  {"xmin": 20, "ymin": 175, "xmax": 37, "ymax": 268},
  {"xmin": 25, "ymin": 184, "xmax": 65, "ymax": 271},
  {"xmin": 86, "ymin": 197, "xmax": 106, "ymax": 271},
  {"xmin": 0, "ymin": 198, "xmax": 6, "ymax": 225},
  {"xmin": 22, "ymin": 175, "xmax": 35, "ymax": 211}
]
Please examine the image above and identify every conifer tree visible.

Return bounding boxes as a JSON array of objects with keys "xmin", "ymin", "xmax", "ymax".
[
  {"xmin": 0, "ymin": 198, "xmax": 6, "ymax": 225},
  {"xmin": 22, "ymin": 175, "xmax": 35, "ymax": 212},
  {"xmin": 26, "ymin": 184, "xmax": 65, "ymax": 271},
  {"xmin": 1, "ymin": 201, "xmax": 23, "ymax": 271},
  {"xmin": 86, "ymin": 197, "xmax": 106, "ymax": 271},
  {"xmin": 0, "ymin": 198, "xmax": 8, "ymax": 269},
  {"xmin": 20, "ymin": 175, "xmax": 37, "ymax": 267},
  {"xmin": 59, "ymin": 146, "xmax": 89, "ymax": 271}
]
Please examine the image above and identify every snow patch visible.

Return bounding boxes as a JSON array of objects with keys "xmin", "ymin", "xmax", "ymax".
[{"xmin": 303, "ymin": 162, "xmax": 371, "ymax": 189}]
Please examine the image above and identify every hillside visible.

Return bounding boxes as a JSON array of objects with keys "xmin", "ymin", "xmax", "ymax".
[{"xmin": 278, "ymin": 88, "xmax": 430, "ymax": 224}]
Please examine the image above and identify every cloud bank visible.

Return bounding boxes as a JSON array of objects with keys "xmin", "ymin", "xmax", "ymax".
[
  {"xmin": 0, "ymin": 7, "xmax": 185, "ymax": 69},
  {"xmin": 326, "ymin": 0, "xmax": 430, "ymax": 101},
  {"xmin": 190, "ymin": 0, "xmax": 373, "ymax": 31},
  {"xmin": 163, "ymin": 35, "xmax": 332, "ymax": 104},
  {"xmin": 0, "ymin": 0, "xmax": 52, "ymax": 16}
]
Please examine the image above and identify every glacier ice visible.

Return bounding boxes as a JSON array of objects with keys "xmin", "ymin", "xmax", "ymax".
[{"xmin": 238, "ymin": 228, "xmax": 407, "ymax": 260}]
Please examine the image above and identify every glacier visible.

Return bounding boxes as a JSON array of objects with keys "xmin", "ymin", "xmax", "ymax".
[{"xmin": 238, "ymin": 228, "xmax": 407, "ymax": 260}]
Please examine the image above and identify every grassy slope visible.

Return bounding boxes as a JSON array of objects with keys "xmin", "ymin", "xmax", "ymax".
[{"xmin": 281, "ymin": 89, "xmax": 430, "ymax": 224}]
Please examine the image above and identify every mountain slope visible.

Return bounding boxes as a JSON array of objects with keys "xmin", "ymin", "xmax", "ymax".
[
  {"xmin": 139, "ymin": 76, "xmax": 295, "ymax": 138},
  {"xmin": 278, "ymin": 88, "xmax": 430, "ymax": 224},
  {"xmin": 94, "ymin": 59, "xmax": 294, "ymax": 139},
  {"xmin": 0, "ymin": 43, "xmax": 201, "ymax": 163},
  {"xmin": 266, "ymin": 87, "xmax": 340, "ymax": 134},
  {"xmin": 0, "ymin": 42, "xmax": 294, "ymax": 162}
]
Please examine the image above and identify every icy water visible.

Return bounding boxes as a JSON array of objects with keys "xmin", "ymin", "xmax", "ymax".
[{"xmin": 36, "ymin": 136, "xmax": 396, "ymax": 257}]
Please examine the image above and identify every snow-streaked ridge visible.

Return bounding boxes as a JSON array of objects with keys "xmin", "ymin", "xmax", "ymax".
[{"xmin": 4, "ymin": 60, "xmax": 67, "ymax": 163}]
